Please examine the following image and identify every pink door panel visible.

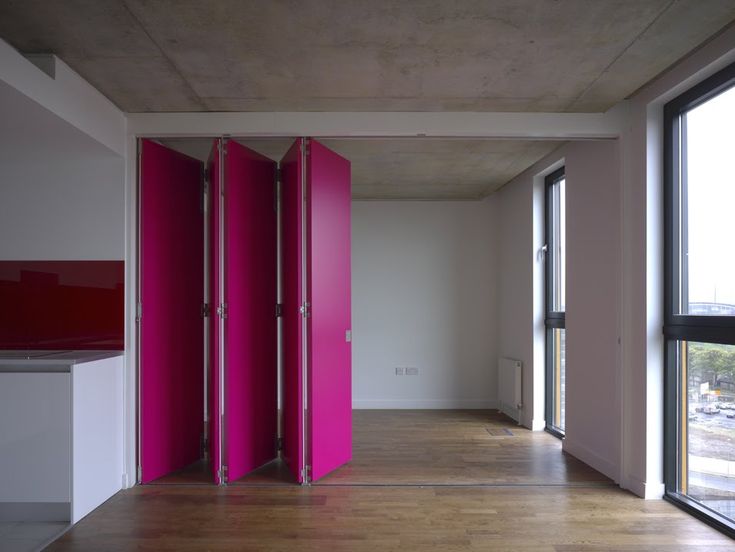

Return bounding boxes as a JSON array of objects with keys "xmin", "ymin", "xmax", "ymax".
[
  {"xmin": 139, "ymin": 139, "xmax": 204, "ymax": 484},
  {"xmin": 224, "ymin": 140, "xmax": 278, "ymax": 482},
  {"xmin": 280, "ymin": 139, "xmax": 305, "ymax": 483},
  {"xmin": 306, "ymin": 139, "xmax": 352, "ymax": 481}
]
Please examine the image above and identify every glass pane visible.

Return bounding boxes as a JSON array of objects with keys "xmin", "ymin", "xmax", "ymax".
[
  {"xmin": 682, "ymin": 341, "xmax": 735, "ymax": 521},
  {"xmin": 551, "ymin": 178, "xmax": 566, "ymax": 312},
  {"xmin": 681, "ymin": 85, "xmax": 735, "ymax": 315},
  {"xmin": 551, "ymin": 328, "xmax": 566, "ymax": 432}
]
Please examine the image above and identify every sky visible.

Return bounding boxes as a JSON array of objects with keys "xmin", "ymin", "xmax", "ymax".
[{"xmin": 684, "ymin": 84, "xmax": 735, "ymax": 309}]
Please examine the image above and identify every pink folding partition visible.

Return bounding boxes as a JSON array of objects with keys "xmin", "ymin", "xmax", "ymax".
[
  {"xmin": 139, "ymin": 139, "xmax": 205, "ymax": 484},
  {"xmin": 208, "ymin": 140, "xmax": 222, "ymax": 485},
  {"xmin": 306, "ymin": 139, "xmax": 353, "ymax": 481},
  {"xmin": 223, "ymin": 141, "xmax": 278, "ymax": 482},
  {"xmin": 280, "ymin": 139, "xmax": 305, "ymax": 483}
]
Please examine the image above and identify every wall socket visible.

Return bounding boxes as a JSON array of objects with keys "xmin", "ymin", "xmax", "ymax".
[{"xmin": 395, "ymin": 366, "xmax": 419, "ymax": 376}]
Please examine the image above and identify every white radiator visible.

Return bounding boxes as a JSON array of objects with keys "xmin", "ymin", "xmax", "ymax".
[{"xmin": 498, "ymin": 357, "xmax": 522, "ymax": 424}]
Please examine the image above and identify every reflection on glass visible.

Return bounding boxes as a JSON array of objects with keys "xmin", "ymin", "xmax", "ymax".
[
  {"xmin": 551, "ymin": 328, "xmax": 566, "ymax": 432},
  {"xmin": 681, "ymin": 86, "xmax": 735, "ymax": 315},
  {"xmin": 0, "ymin": 261, "xmax": 124, "ymax": 350},
  {"xmin": 550, "ymin": 178, "xmax": 566, "ymax": 312},
  {"xmin": 683, "ymin": 341, "xmax": 735, "ymax": 521}
]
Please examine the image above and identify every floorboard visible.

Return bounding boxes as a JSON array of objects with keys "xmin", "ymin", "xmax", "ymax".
[
  {"xmin": 316, "ymin": 410, "xmax": 610, "ymax": 486},
  {"xmin": 46, "ymin": 410, "xmax": 733, "ymax": 550}
]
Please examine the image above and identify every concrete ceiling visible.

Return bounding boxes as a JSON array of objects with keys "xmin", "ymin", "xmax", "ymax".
[
  {"xmin": 160, "ymin": 138, "xmax": 563, "ymax": 199},
  {"xmin": 1, "ymin": 1, "xmax": 735, "ymax": 113}
]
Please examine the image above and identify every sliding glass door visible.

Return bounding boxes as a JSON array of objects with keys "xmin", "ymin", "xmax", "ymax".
[
  {"xmin": 545, "ymin": 167, "xmax": 566, "ymax": 437},
  {"xmin": 664, "ymin": 61, "xmax": 735, "ymax": 535}
]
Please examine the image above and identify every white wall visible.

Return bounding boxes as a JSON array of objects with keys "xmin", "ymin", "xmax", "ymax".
[
  {"xmin": 496, "ymin": 166, "xmax": 538, "ymax": 427},
  {"xmin": 496, "ymin": 140, "xmax": 622, "ymax": 481},
  {"xmin": 563, "ymin": 140, "xmax": 621, "ymax": 481},
  {"xmin": 352, "ymin": 199, "xmax": 499, "ymax": 408},
  {"xmin": 0, "ymin": 80, "xmax": 125, "ymax": 260}
]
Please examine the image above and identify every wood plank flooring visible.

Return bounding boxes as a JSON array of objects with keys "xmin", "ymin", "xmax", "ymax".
[
  {"xmin": 46, "ymin": 410, "xmax": 734, "ymax": 550},
  {"xmin": 317, "ymin": 410, "xmax": 610, "ymax": 486}
]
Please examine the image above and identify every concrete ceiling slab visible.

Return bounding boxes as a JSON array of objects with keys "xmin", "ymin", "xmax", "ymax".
[
  {"xmin": 159, "ymin": 137, "xmax": 562, "ymax": 199},
  {"xmin": 1, "ymin": 0, "xmax": 734, "ymax": 113}
]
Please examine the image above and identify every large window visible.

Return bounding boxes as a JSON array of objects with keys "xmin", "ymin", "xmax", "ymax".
[
  {"xmin": 664, "ymin": 61, "xmax": 735, "ymax": 536},
  {"xmin": 545, "ymin": 167, "xmax": 566, "ymax": 437}
]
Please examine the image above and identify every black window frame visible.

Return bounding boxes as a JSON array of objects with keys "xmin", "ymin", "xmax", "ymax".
[
  {"xmin": 663, "ymin": 59, "xmax": 735, "ymax": 538},
  {"xmin": 545, "ymin": 167, "xmax": 566, "ymax": 438}
]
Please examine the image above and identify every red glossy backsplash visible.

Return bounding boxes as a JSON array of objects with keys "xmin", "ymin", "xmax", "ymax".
[{"xmin": 0, "ymin": 261, "xmax": 124, "ymax": 350}]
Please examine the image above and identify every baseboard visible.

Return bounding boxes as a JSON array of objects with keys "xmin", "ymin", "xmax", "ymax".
[
  {"xmin": 0, "ymin": 501, "xmax": 71, "ymax": 522},
  {"xmin": 562, "ymin": 438, "xmax": 619, "ymax": 483},
  {"xmin": 623, "ymin": 475, "xmax": 665, "ymax": 499},
  {"xmin": 352, "ymin": 399, "xmax": 499, "ymax": 409}
]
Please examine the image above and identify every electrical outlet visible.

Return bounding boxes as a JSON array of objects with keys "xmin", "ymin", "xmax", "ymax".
[
  {"xmin": 395, "ymin": 367, "xmax": 405, "ymax": 376},
  {"xmin": 405, "ymin": 366, "xmax": 419, "ymax": 376}
]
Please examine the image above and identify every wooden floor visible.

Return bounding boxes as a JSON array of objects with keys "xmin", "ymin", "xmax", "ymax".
[
  {"xmin": 47, "ymin": 410, "xmax": 734, "ymax": 550},
  {"xmin": 150, "ymin": 459, "xmax": 214, "ymax": 485},
  {"xmin": 318, "ymin": 410, "xmax": 610, "ymax": 486}
]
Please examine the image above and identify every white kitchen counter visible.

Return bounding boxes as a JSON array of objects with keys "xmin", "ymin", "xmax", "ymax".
[{"xmin": 0, "ymin": 350, "xmax": 124, "ymax": 524}]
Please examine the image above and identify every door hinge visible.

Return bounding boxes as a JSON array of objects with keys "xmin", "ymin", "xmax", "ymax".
[
  {"xmin": 276, "ymin": 303, "xmax": 284, "ymax": 318},
  {"xmin": 299, "ymin": 302, "xmax": 311, "ymax": 318},
  {"xmin": 135, "ymin": 302, "xmax": 142, "ymax": 323},
  {"xmin": 202, "ymin": 303, "xmax": 211, "ymax": 318},
  {"xmin": 216, "ymin": 303, "xmax": 228, "ymax": 319},
  {"xmin": 137, "ymin": 465, "xmax": 142, "ymax": 482},
  {"xmin": 276, "ymin": 436, "xmax": 283, "ymax": 452},
  {"xmin": 218, "ymin": 465, "xmax": 228, "ymax": 483},
  {"xmin": 301, "ymin": 465, "xmax": 311, "ymax": 482},
  {"xmin": 276, "ymin": 166, "xmax": 282, "ymax": 183}
]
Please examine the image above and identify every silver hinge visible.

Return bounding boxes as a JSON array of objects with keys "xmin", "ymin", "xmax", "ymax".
[
  {"xmin": 137, "ymin": 465, "xmax": 142, "ymax": 482},
  {"xmin": 202, "ymin": 303, "xmax": 211, "ymax": 318},
  {"xmin": 301, "ymin": 465, "xmax": 312, "ymax": 481},
  {"xmin": 217, "ymin": 303, "xmax": 228, "ymax": 319},
  {"xmin": 276, "ymin": 303, "xmax": 284, "ymax": 318},
  {"xmin": 218, "ymin": 465, "xmax": 228, "ymax": 482},
  {"xmin": 276, "ymin": 166, "xmax": 282, "ymax": 182},
  {"xmin": 276, "ymin": 436, "xmax": 283, "ymax": 452},
  {"xmin": 135, "ymin": 302, "xmax": 142, "ymax": 323},
  {"xmin": 299, "ymin": 302, "xmax": 311, "ymax": 317},
  {"xmin": 345, "ymin": 330, "xmax": 352, "ymax": 343}
]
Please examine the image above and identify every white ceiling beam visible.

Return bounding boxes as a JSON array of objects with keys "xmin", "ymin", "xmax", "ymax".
[
  {"xmin": 0, "ymin": 39, "xmax": 126, "ymax": 157},
  {"xmin": 127, "ymin": 105, "xmax": 626, "ymax": 140}
]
